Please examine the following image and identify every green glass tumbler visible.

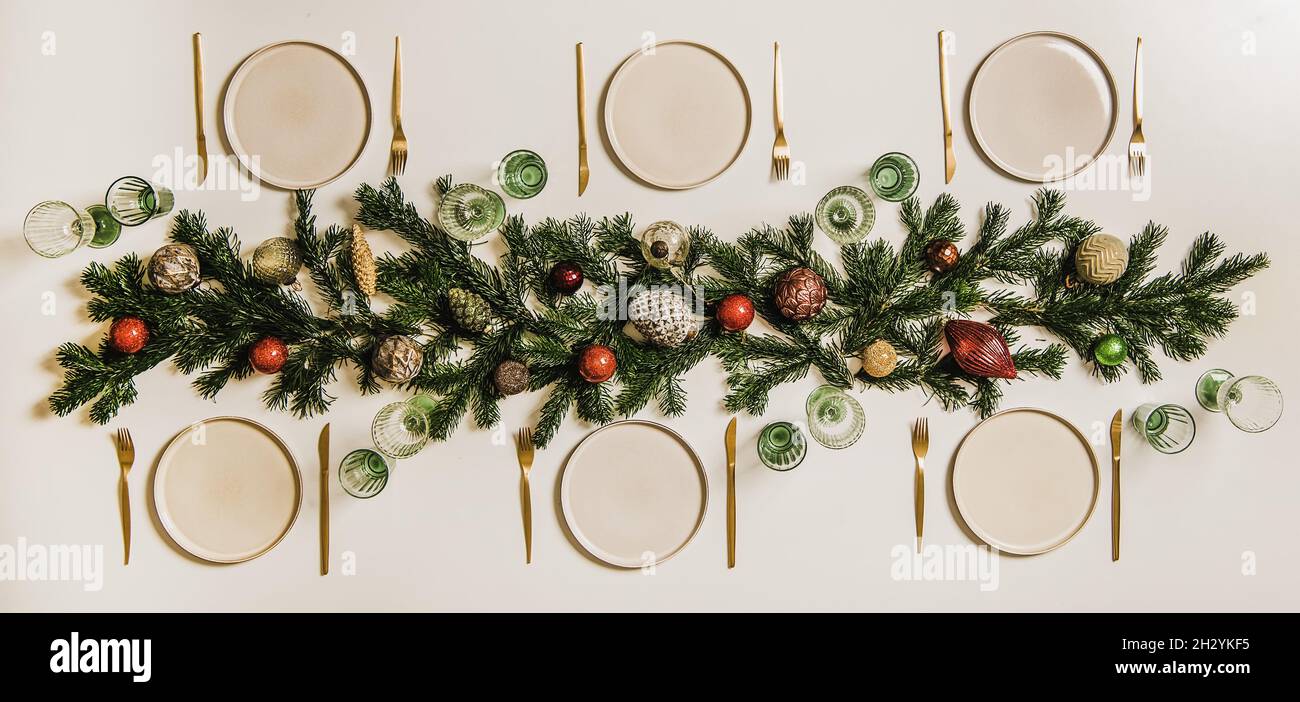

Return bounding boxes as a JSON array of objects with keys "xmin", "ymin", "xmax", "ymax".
[
  {"xmin": 339, "ymin": 448, "xmax": 391, "ymax": 498},
  {"xmin": 23, "ymin": 201, "xmax": 96, "ymax": 258},
  {"xmin": 106, "ymin": 176, "xmax": 175, "ymax": 226},
  {"xmin": 1195, "ymin": 369, "xmax": 1283, "ymax": 433},
  {"xmin": 758, "ymin": 421, "xmax": 807, "ymax": 471},
  {"xmin": 869, "ymin": 152, "xmax": 919, "ymax": 202},
  {"xmin": 87, "ymin": 204, "xmax": 122, "ymax": 248},
  {"xmin": 372, "ymin": 399, "xmax": 430, "ymax": 458},
  {"xmin": 815, "ymin": 186, "xmax": 875, "ymax": 244},
  {"xmin": 806, "ymin": 385, "xmax": 866, "ymax": 449},
  {"xmin": 1131, "ymin": 403, "xmax": 1196, "ymax": 454},
  {"xmin": 497, "ymin": 150, "xmax": 548, "ymax": 199},
  {"xmin": 437, "ymin": 183, "xmax": 506, "ymax": 242}
]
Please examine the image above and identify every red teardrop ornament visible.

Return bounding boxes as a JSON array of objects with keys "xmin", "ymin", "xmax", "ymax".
[{"xmin": 944, "ymin": 320, "xmax": 1016, "ymax": 380}]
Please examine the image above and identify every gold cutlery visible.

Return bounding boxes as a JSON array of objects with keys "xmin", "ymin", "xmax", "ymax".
[
  {"xmin": 389, "ymin": 36, "xmax": 408, "ymax": 176},
  {"xmin": 938, "ymin": 30, "xmax": 955, "ymax": 184},
  {"xmin": 319, "ymin": 423, "xmax": 330, "ymax": 576},
  {"xmin": 517, "ymin": 427, "xmax": 535, "ymax": 564},
  {"xmin": 771, "ymin": 42, "xmax": 790, "ymax": 181},
  {"xmin": 576, "ymin": 42, "xmax": 589, "ymax": 196},
  {"xmin": 910, "ymin": 418, "xmax": 928, "ymax": 552},
  {"xmin": 725, "ymin": 416, "xmax": 737, "ymax": 569},
  {"xmin": 1128, "ymin": 36, "xmax": 1146, "ymax": 177},
  {"xmin": 192, "ymin": 33, "xmax": 208, "ymax": 185},
  {"xmin": 113, "ymin": 428, "xmax": 135, "ymax": 565},
  {"xmin": 1110, "ymin": 409, "xmax": 1123, "ymax": 561}
]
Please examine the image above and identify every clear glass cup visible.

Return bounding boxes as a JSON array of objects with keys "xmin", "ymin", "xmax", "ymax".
[
  {"xmin": 372, "ymin": 399, "xmax": 430, "ymax": 458},
  {"xmin": 497, "ymin": 150, "xmax": 548, "ymax": 199},
  {"xmin": 86, "ymin": 204, "xmax": 122, "ymax": 248},
  {"xmin": 23, "ymin": 201, "xmax": 97, "ymax": 258},
  {"xmin": 806, "ymin": 385, "xmax": 866, "ymax": 448},
  {"xmin": 1195, "ymin": 369, "xmax": 1283, "ymax": 433},
  {"xmin": 1131, "ymin": 403, "xmax": 1196, "ymax": 454},
  {"xmin": 437, "ymin": 183, "xmax": 506, "ymax": 241},
  {"xmin": 339, "ymin": 448, "xmax": 391, "ymax": 498},
  {"xmin": 758, "ymin": 421, "xmax": 807, "ymax": 471},
  {"xmin": 869, "ymin": 152, "xmax": 919, "ymax": 202},
  {"xmin": 106, "ymin": 176, "xmax": 174, "ymax": 226},
  {"xmin": 815, "ymin": 186, "xmax": 875, "ymax": 244}
]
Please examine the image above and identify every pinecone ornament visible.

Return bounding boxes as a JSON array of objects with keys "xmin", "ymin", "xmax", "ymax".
[
  {"xmin": 774, "ymin": 267, "xmax": 827, "ymax": 321},
  {"xmin": 628, "ymin": 289, "xmax": 697, "ymax": 348},
  {"xmin": 351, "ymin": 224, "xmax": 377, "ymax": 296},
  {"xmin": 448, "ymin": 288, "xmax": 490, "ymax": 333}
]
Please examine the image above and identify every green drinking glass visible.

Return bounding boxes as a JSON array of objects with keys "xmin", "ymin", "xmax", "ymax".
[
  {"xmin": 758, "ymin": 421, "xmax": 807, "ymax": 471},
  {"xmin": 815, "ymin": 186, "xmax": 875, "ymax": 244},
  {"xmin": 437, "ymin": 183, "xmax": 506, "ymax": 242},
  {"xmin": 497, "ymin": 150, "xmax": 548, "ymax": 199},
  {"xmin": 1195, "ymin": 369, "xmax": 1283, "ymax": 433},
  {"xmin": 23, "ymin": 200, "xmax": 96, "ymax": 258},
  {"xmin": 87, "ymin": 204, "xmax": 122, "ymax": 248},
  {"xmin": 106, "ymin": 176, "xmax": 175, "ymax": 226},
  {"xmin": 339, "ymin": 448, "xmax": 391, "ymax": 498},
  {"xmin": 869, "ymin": 152, "xmax": 919, "ymax": 202},
  {"xmin": 1131, "ymin": 403, "xmax": 1196, "ymax": 454},
  {"xmin": 372, "ymin": 399, "xmax": 430, "ymax": 459},
  {"xmin": 806, "ymin": 385, "xmax": 866, "ymax": 449}
]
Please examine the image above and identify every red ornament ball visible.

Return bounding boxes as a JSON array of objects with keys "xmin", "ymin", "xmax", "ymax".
[
  {"xmin": 109, "ymin": 316, "xmax": 149, "ymax": 354},
  {"xmin": 249, "ymin": 336, "xmax": 289, "ymax": 374},
  {"xmin": 577, "ymin": 344, "xmax": 617, "ymax": 383},
  {"xmin": 549, "ymin": 261, "xmax": 584, "ymax": 295},
  {"xmin": 715, "ymin": 294, "xmax": 755, "ymax": 332}
]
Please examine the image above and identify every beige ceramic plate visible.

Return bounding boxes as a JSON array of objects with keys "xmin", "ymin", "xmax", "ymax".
[
  {"xmin": 604, "ymin": 40, "xmax": 751, "ymax": 189},
  {"xmin": 154, "ymin": 417, "xmax": 302, "ymax": 564},
  {"xmin": 223, "ymin": 41, "xmax": 372, "ymax": 190},
  {"xmin": 560, "ymin": 420, "xmax": 708, "ymax": 568},
  {"xmin": 952, "ymin": 408, "xmax": 1099, "ymax": 555},
  {"xmin": 968, "ymin": 31, "xmax": 1117, "ymax": 182}
]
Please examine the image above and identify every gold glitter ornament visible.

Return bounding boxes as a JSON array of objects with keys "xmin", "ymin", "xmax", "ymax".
[{"xmin": 861, "ymin": 339, "xmax": 899, "ymax": 378}]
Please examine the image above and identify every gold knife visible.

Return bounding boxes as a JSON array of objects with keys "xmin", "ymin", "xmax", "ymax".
[
  {"xmin": 1110, "ymin": 409, "xmax": 1122, "ymax": 562},
  {"xmin": 319, "ymin": 423, "xmax": 330, "ymax": 576},
  {"xmin": 938, "ymin": 30, "xmax": 955, "ymax": 184},
  {"xmin": 192, "ymin": 33, "xmax": 208, "ymax": 185},
  {"xmin": 725, "ymin": 416, "xmax": 737, "ymax": 568},
  {"xmin": 576, "ymin": 42, "xmax": 589, "ymax": 196}
]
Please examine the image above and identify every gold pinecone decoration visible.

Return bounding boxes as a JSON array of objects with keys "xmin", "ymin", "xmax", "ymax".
[
  {"xmin": 448, "ymin": 287, "xmax": 491, "ymax": 333},
  {"xmin": 351, "ymin": 224, "xmax": 377, "ymax": 296}
]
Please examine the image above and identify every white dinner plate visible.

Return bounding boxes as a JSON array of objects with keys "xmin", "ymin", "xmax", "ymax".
[
  {"xmin": 604, "ymin": 40, "xmax": 751, "ymax": 189},
  {"xmin": 952, "ymin": 408, "xmax": 1099, "ymax": 555},
  {"xmin": 154, "ymin": 417, "xmax": 302, "ymax": 564},
  {"xmin": 559, "ymin": 420, "xmax": 708, "ymax": 568},
  {"xmin": 968, "ymin": 31, "xmax": 1118, "ymax": 182},
  {"xmin": 222, "ymin": 41, "xmax": 372, "ymax": 190}
]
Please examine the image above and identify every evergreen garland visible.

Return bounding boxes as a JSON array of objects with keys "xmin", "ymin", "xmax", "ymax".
[{"xmin": 49, "ymin": 178, "xmax": 1269, "ymax": 447}]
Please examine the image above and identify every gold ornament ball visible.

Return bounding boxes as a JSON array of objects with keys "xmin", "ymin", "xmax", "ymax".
[
  {"xmin": 861, "ymin": 339, "xmax": 898, "ymax": 378},
  {"xmin": 1074, "ymin": 233, "xmax": 1129, "ymax": 285},
  {"xmin": 251, "ymin": 236, "xmax": 303, "ymax": 287}
]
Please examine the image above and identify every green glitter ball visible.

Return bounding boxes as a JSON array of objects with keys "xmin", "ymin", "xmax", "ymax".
[{"xmin": 1093, "ymin": 333, "xmax": 1128, "ymax": 367}]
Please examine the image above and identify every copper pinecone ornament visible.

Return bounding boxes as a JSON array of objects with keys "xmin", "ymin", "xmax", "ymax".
[{"xmin": 774, "ymin": 267, "xmax": 827, "ymax": 321}]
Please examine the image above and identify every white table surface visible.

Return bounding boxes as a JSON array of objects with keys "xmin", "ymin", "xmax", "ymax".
[{"xmin": 2, "ymin": 0, "xmax": 1297, "ymax": 612}]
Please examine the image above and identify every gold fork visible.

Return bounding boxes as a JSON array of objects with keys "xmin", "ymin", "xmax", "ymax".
[
  {"xmin": 1128, "ymin": 36, "xmax": 1145, "ymax": 178},
  {"xmin": 114, "ymin": 428, "xmax": 135, "ymax": 565},
  {"xmin": 771, "ymin": 41, "xmax": 790, "ymax": 181},
  {"xmin": 516, "ymin": 427, "xmax": 535, "ymax": 564},
  {"xmin": 389, "ymin": 36, "xmax": 408, "ymax": 176},
  {"xmin": 910, "ymin": 418, "xmax": 928, "ymax": 553}
]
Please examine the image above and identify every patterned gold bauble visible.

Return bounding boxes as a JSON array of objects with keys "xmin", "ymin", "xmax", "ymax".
[
  {"xmin": 148, "ymin": 243, "xmax": 201, "ymax": 294},
  {"xmin": 1074, "ymin": 233, "xmax": 1128, "ymax": 285},
  {"xmin": 371, "ymin": 335, "xmax": 423, "ymax": 384},
  {"xmin": 351, "ymin": 225, "xmax": 377, "ymax": 296},
  {"xmin": 861, "ymin": 339, "xmax": 898, "ymax": 378},
  {"xmin": 251, "ymin": 236, "xmax": 303, "ymax": 288}
]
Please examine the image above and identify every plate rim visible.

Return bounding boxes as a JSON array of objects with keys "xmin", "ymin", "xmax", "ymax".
[
  {"xmin": 558, "ymin": 419, "xmax": 709, "ymax": 569},
  {"xmin": 967, "ymin": 30, "xmax": 1118, "ymax": 183},
  {"xmin": 603, "ymin": 39, "xmax": 753, "ymax": 190},
  {"xmin": 951, "ymin": 406, "xmax": 1099, "ymax": 556},
  {"xmin": 221, "ymin": 39, "xmax": 374, "ymax": 191},
  {"xmin": 153, "ymin": 415, "xmax": 304, "ymax": 564}
]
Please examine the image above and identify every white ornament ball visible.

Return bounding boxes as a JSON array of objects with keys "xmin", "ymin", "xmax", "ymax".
[{"xmin": 628, "ymin": 290, "xmax": 697, "ymax": 348}]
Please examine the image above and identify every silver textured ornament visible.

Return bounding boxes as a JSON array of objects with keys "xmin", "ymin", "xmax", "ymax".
[
  {"xmin": 1074, "ymin": 233, "xmax": 1128, "ymax": 285},
  {"xmin": 148, "ymin": 243, "xmax": 201, "ymax": 294},
  {"xmin": 371, "ymin": 335, "xmax": 424, "ymax": 384},
  {"xmin": 638, "ymin": 221, "xmax": 690, "ymax": 270},
  {"xmin": 251, "ymin": 237, "xmax": 303, "ymax": 288},
  {"xmin": 628, "ymin": 289, "xmax": 697, "ymax": 348}
]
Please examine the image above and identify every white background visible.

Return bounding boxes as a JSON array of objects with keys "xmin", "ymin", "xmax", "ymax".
[{"xmin": 2, "ymin": 0, "xmax": 1297, "ymax": 612}]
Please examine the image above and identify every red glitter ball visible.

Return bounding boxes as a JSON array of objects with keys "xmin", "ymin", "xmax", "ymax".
[
  {"xmin": 549, "ymin": 261, "xmax": 584, "ymax": 295},
  {"xmin": 249, "ymin": 336, "xmax": 289, "ymax": 374},
  {"xmin": 109, "ymin": 316, "xmax": 149, "ymax": 354},
  {"xmin": 715, "ymin": 294, "xmax": 755, "ymax": 332},
  {"xmin": 577, "ymin": 344, "xmax": 616, "ymax": 383}
]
